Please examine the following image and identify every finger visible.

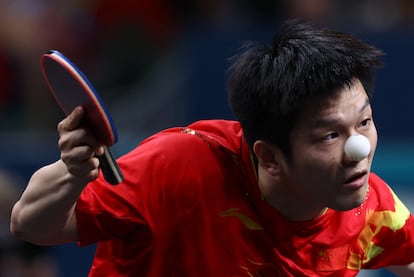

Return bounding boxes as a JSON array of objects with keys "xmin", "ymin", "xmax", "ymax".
[
  {"xmin": 61, "ymin": 145, "xmax": 102, "ymax": 180},
  {"xmin": 58, "ymin": 127, "xmax": 102, "ymax": 152},
  {"xmin": 95, "ymin": 146, "xmax": 105, "ymax": 156},
  {"xmin": 65, "ymin": 156, "xmax": 101, "ymax": 181},
  {"xmin": 57, "ymin": 106, "xmax": 84, "ymax": 133},
  {"xmin": 61, "ymin": 145, "xmax": 98, "ymax": 164}
]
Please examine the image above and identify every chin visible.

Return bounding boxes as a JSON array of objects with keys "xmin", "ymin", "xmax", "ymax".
[
  {"xmin": 330, "ymin": 189, "xmax": 368, "ymax": 211},
  {"xmin": 338, "ymin": 199, "xmax": 365, "ymax": 211}
]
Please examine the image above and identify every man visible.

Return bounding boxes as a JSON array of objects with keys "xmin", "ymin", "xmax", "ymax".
[{"xmin": 10, "ymin": 20, "xmax": 414, "ymax": 276}]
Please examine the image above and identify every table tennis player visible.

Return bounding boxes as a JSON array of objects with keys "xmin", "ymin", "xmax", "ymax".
[{"xmin": 10, "ymin": 20, "xmax": 414, "ymax": 276}]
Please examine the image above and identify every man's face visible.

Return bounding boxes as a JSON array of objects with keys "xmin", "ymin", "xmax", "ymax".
[{"xmin": 282, "ymin": 79, "xmax": 377, "ymax": 211}]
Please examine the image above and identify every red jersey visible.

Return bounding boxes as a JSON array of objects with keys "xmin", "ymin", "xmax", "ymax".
[{"xmin": 76, "ymin": 120, "xmax": 414, "ymax": 276}]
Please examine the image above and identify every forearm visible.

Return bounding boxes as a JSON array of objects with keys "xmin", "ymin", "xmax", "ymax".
[{"xmin": 10, "ymin": 159, "xmax": 87, "ymax": 245}]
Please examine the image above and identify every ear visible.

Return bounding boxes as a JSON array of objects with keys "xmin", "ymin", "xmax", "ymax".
[{"xmin": 253, "ymin": 140, "xmax": 283, "ymax": 177}]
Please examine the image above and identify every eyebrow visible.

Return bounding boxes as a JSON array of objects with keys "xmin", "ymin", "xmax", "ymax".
[{"xmin": 312, "ymin": 98, "xmax": 371, "ymax": 129}]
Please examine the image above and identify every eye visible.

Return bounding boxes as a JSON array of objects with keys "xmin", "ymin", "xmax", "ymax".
[
  {"xmin": 359, "ymin": 118, "xmax": 371, "ymax": 128},
  {"xmin": 322, "ymin": 132, "xmax": 339, "ymax": 141}
]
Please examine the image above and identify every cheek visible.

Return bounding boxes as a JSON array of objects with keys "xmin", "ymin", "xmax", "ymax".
[
  {"xmin": 371, "ymin": 133, "xmax": 378, "ymax": 153},
  {"xmin": 290, "ymin": 148, "xmax": 338, "ymax": 178},
  {"xmin": 289, "ymin": 148, "xmax": 343, "ymax": 196},
  {"xmin": 289, "ymin": 137, "xmax": 342, "ymax": 179},
  {"xmin": 367, "ymin": 127, "xmax": 378, "ymax": 157},
  {"xmin": 286, "ymin": 157, "xmax": 337, "ymax": 201}
]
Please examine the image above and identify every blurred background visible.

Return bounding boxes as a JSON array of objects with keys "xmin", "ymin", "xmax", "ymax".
[{"xmin": 0, "ymin": 0, "xmax": 413, "ymax": 276}]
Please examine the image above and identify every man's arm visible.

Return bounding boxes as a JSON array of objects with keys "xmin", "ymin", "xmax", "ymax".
[{"xmin": 10, "ymin": 107, "xmax": 104, "ymax": 245}]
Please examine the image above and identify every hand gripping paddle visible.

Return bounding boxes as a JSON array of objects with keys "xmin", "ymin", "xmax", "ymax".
[{"xmin": 41, "ymin": 50, "xmax": 124, "ymax": 185}]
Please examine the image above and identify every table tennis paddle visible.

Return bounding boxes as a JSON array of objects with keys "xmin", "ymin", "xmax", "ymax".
[{"xmin": 40, "ymin": 50, "xmax": 123, "ymax": 185}]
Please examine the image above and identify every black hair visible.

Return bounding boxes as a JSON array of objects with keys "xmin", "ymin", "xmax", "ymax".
[{"xmin": 227, "ymin": 19, "xmax": 384, "ymax": 158}]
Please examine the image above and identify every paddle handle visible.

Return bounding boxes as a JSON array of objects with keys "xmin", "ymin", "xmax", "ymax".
[{"xmin": 98, "ymin": 146, "xmax": 124, "ymax": 185}]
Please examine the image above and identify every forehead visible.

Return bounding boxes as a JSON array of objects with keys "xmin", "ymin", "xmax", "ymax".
[{"xmin": 296, "ymin": 80, "xmax": 370, "ymax": 128}]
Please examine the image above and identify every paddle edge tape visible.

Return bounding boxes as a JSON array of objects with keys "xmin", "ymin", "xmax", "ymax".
[{"xmin": 40, "ymin": 50, "xmax": 118, "ymax": 145}]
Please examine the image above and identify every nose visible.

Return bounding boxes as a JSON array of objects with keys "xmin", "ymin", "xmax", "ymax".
[{"xmin": 344, "ymin": 134, "xmax": 371, "ymax": 162}]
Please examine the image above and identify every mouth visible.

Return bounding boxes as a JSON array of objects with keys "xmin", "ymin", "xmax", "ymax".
[{"xmin": 343, "ymin": 171, "xmax": 368, "ymax": 191}]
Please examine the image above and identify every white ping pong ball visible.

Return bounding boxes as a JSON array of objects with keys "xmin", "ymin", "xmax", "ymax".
[{"xmin": 344, "ymin": 134, "xmax": 371, "ymax": 162}]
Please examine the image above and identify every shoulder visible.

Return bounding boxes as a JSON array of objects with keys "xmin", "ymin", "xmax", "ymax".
[
  {"xmin": 368, "ymin": 173, "xmax": 394, "ymax": 201},
  {"xmin": 115, "ymin": 120, "xmax": 244, "ymax": 186},
  {"xmin": 124, "ymin": 119, "xmax": 243, "ymax": 161},
  {"xmin": 367, "ymin": 173, "xmax": 411, "ymax": 226}
]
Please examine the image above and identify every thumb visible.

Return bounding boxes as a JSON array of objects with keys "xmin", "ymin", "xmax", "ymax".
[{"xmin": 63, "ymin": 106, "xmax": 84, "ymax": 131}]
